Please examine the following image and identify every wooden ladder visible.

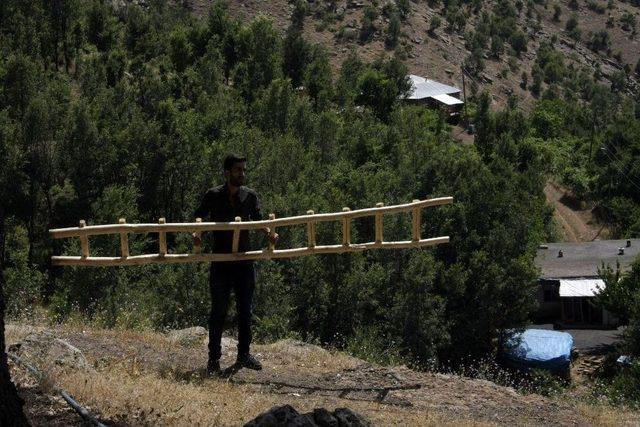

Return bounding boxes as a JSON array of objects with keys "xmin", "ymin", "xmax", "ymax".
[{"xmin": 49, "ymin": 196, "xmax": 453, "ymax": 266}]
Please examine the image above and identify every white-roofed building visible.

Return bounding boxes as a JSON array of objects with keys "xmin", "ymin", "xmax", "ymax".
[
  {"xmin": 532, "ymin": 240, "xmax": 639, "ymax": 328},
  {"xmin": 403, "ymin": 74, "xmax": 464, "ymax": 120}
]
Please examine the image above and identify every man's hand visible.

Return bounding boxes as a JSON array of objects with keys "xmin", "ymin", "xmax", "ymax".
[
  {"xmin": 268, "ymin": 232, "xmax": 279, "ymax": 246},
  {"xmin": 263, "ymin": 227, "xmax": 279, "ymax": 246}
]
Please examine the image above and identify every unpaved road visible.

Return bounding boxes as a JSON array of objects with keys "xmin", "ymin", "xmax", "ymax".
[{"xmin": 544, "ymin": 181, "xmax": 604, "ymax": 242}]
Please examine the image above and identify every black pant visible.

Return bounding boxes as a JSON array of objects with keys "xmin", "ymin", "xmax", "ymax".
[{"xmin": 208, "ymin": 262, "xmax": 256, "ymax": 361}]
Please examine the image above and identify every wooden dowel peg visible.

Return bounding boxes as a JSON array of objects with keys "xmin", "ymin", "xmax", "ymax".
[
  {"xmin": 412, "ymin": 199, "xmax": 421, "ymax": 242},
  {"xmin": 306, "ymin": 210, "xmax": 316, "ymax": 249},
  {"xmin": 79, "ymin": 220, "xmax": 89, "ymax": 258},
  {"xmin": 232, "ymin": 216, "xmax": 241, "ymax": 253},
  {"xmin": 342, "ymin": 207, "xmax": 351, "ymax": 246},
  {"xmin": 158, "ymin": 218, "xmax": 166, "ymax": 256},
  {"xmin": 119, "ymin": 218, "xmax": 129, "ymax": 258},
  {"xmin": 194, "ymin": 218, "xmax": 202, "ymax": 254},
  {"xmin": 375, "ymin": 203, "xmax": 384, "ymax": 244},
  {"xmin": 268, "ymin": 213, "xmax": 276, "ymax": 252}
]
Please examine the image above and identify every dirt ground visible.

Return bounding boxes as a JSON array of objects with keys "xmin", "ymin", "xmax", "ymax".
[
  {"xmin": 8, "ymin": 323, "xmax": 637, "ymax": 426},
  {"xmin": 544, "ymin": 181, "xmax": 607, "ymax": 243}
]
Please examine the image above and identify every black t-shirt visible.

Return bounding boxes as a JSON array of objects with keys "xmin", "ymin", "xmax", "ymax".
[{"xmin": 194, "ymin": 184, "xmax": 263, "ymax": 254}]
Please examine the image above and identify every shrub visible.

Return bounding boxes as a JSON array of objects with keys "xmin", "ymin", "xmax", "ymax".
[
  {"xmin": 429, "ymin": 15, "xmax": 442, "ymax": 34},
  {"xmin": 587, "ymin": 30, "xmax": 610, "ymax": 52},
  {"xmin": 585, "ymin": 0, "xmax": 606, "ymax": 14},
  {"xmin": 566, "ymin": 14, "xmax": 581, "ymax": 40},
  {"xmin": 552, "ymin": 4, "xmax": 561, "ymax": 22},
  {"xmin": 509, "ymin": 30, "xmax": 528, "ymax": 56}
]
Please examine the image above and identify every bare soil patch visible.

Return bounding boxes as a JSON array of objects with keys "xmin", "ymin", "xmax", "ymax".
[{"xmin": 544, "ymin": 181, "xmax": 607, "ymax": 242}]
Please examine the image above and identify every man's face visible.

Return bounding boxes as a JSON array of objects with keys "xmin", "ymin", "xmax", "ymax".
[{"xmin": 225, "ymin": 161, "xmax": 247, "ymax": 187}]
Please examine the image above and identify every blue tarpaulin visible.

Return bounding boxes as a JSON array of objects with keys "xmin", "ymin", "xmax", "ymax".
[{"xmin": 501, "ymin": 329, "xmax": 573, "ymax": 374}]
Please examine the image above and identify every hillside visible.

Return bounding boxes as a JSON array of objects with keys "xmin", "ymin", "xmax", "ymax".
[
  {"xmin": 179, "ymin": 0, "xmax": 640, "ymax": 108},
  {"xmin": 6, "ymin": 322, "xmax": 638, "ymax": 426}
]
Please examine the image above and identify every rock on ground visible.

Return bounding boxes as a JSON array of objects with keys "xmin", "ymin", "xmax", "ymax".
[{"xmin": 243, "ymin": 404, "xmax": 371, "ymax": 427}]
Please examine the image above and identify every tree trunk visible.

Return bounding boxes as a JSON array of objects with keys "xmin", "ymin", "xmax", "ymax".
[{"xmin": 0, "ymin": 270, "xmax": 30, "ymax": 425}]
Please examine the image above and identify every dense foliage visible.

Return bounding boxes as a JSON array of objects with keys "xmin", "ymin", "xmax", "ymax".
[
  {"xmin": 597, "ymin": 259, "xmax": 640, "ymax": 407},
  {"xmin": 0, "ymin": 0, "xmax": 637, "ymax": 372}
]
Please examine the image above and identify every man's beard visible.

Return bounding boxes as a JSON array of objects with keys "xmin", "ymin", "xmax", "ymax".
[{"xmin": 229, "ymin": 176, "xmax": 245, "ymax": 187}]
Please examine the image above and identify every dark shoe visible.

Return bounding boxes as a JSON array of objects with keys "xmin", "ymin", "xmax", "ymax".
[
  {"xmin": 207, "ymin": 359, "xmax": 221, "ymax": 377},
  {"xmin": 236, "ymin": 353, "xmax": 262, "ymax": 370}
]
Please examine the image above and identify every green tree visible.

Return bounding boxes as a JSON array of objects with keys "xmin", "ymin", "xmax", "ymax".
[
  {"xmin": 304, "ymin": 46, "xmax": 333, "ymax": 109},
  {"xmin": 386, "ymin": 12, "xmax": 401, "ymax": 48},
  {"xmin": 86, "ymin": 0, "xmax": 116, "ymax": 52},
  {"xmin": 282, "ymin": 27, "xmax": 310, "ymax": 87},
  {"xmin": 509, "ymin": 30, "xmax": 528, "ymax": 56}
]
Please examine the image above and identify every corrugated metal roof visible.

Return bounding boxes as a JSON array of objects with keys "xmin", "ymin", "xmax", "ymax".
[
  {"xmin": 406, "ymin": 75, "xmax": 461, "ymax": 100},
  {"xmin": 535, "ymin": 239, "xmax": 640, "ymax": 279},
  {"xmin": 431, "ymin": 93, "xmax": 464, "ymax": 105},
  {"xmin": 559, "ymin": 279, "xmax": 605, "ymax": 297}
]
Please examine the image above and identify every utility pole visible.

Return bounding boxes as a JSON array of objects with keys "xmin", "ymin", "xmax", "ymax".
[{"xmin": 461, "ymin": 66, "xmax": 468, "ymax": 128}]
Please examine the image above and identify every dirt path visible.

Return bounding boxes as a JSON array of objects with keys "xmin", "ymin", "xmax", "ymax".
[{"xmin": 544, "ymin": 181, "xmax": 604, "ymax": 242}]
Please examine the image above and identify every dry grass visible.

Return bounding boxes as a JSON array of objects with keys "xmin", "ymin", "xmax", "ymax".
[
  {"xmin": 7, "ymin": 321, "xmax": 640, "ymax": 426},
  {"xmin": 577, "ymin": 402, "xmax": 640, "ymax": 427},
  {"xmin": 47, "ymin": 363, "xmax": 477, "ymax": 426}
]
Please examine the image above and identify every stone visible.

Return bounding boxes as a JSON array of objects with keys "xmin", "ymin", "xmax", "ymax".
[
  {"xmin": 167, "ymin": 326, "xmax": 207, "ymax": 346},
  {"xmin": 13, "ymin": 331, "xmax": 90, "ymax": 370},
  {"xmin": 313, "ymin": 408, "xmax": 338, "ymax": 426},
  {"xmin": 243, "ymin": 405, "xmax": 305, "ymax": 426},
  {"xmin": 243, "ymin": 406, "xmax": 370, "ymax": 427},
  {"xmin": 333, "ymin": 408, "xmax": 371, "ymax": 426}
]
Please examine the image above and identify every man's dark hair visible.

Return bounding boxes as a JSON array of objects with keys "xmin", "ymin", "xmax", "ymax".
[{"xmin": 223, "ymin": 153, "xmax": 247, "ymax": 171}]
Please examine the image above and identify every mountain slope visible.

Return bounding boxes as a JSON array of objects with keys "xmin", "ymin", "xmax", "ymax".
[{"xmin": 182, "ymin": 0, "xmax": 640, "ymax": 108}]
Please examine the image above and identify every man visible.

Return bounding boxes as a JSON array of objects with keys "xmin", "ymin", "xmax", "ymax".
[{"xmin": 194, "ymin": 154, "xmax": 278, "ymax": 376}]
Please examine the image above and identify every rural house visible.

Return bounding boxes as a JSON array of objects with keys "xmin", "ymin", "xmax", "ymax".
[
  {"xmin": 404, "ymin": 74, "xmax": 464, "ymax": 120},
  {"xmin": 534, "ymin": 239, "xmax": 640, "ymax": 328}
]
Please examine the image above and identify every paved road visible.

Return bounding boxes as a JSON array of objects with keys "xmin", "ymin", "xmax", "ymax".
[{"xmin": 530, "ymin": 324, "xmax": 625, "ymax": 355}]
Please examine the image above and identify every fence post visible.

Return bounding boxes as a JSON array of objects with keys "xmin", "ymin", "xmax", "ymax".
[
  {"xmin": 375, "ymin": 203, "xmax": 384, "ymax": 244},
  {"xmin": 194, "ymin": 217, "xmax": 202, "ymax": 254},
  {"xmin": 79, "ymin": 220, "xmax": 89, "ymax": 258},
  {"xmin": 342, "ymin": 207, "xmax": 351, "ymax": 246},
  {"xmin": 232, "ymin": 216, "xmax": 241, "ymax": 253},
  {"xmin": 412, "ymin": 199, "xmax": 421, "ymax": 242},
  {"xmin": 119, "ymin": 218, "xmax": 129, "ymax": 258},
  {"xmin": 158, "ymin": 218, "xmax": 166, "ymax": 256},
  {"xmin": 268, "ymin": 213, "xmax": 276, "ymax": 252},
  {"xmin": 306, "ymin": 210, "xmax": 316, "ymax": 249}
]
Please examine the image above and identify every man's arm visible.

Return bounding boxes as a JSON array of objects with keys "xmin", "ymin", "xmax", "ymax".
[
  {"xmin": 193, "ymin": 190, "xmax": 212, "ymax": 246},
  {"xmin": 250, "ymin": 193, "xmax": 278, "ymax": 246}
]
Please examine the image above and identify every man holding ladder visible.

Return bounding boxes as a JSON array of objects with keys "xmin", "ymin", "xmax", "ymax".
[{"xmin": 194, "ymin": 154, "xmax": 278, "ymax": 376}]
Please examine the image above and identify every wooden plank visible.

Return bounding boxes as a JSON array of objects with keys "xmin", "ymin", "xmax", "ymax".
[
  {"xmin": 232, "ymin": 216, "xmax": 241, "ymax": 253},
  {"xmin": 158, "ymin": 218, "xmax": 166, "ymax": 256},
  {"xmin": 49, "ymin": 197, "xmax": 454, "ymax": 238},
  {"xmin": 79, "ymin": 220, "xmax": 89, "ymax": 258},
  {"xmin": 412, "ymin": 199, "xmax": 421, "ymax": 242},
  {"xmin": 375, "ymin": 203, "xmax": 384, "ymax": 245},
  {"xmin": 119, "ymin": 218, "xmax": 129, "ymax": 258},
  {"xmin": 194, "ymin": 217, "xmax": 202, "ymax": 254},
  {"xmin": 306, "ymin": 210, "xmax": 316, "ymax": 249},
  {"xmin": 342, "ymin": 207, "xmax": 351, "ymax": 246},
  {"xmin": 268, "ymin": 213, "xmax": 276, "ymax": 252},
  {"xmin": 51, "ymin": 236, "xmax": 450, "ymax": 266}
]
